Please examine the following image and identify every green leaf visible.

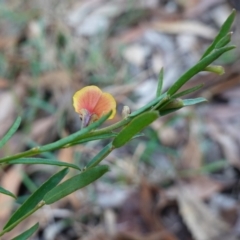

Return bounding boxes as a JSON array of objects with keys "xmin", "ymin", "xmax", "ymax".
[
  {"xmin": 182, "ymin": 97, "xmax": 207, "ymax": 106},
  {"xmin": 39, "ymin": 111, "xmax": 112, "ymax": 152},
  {"xmin": 167, "ymin": 45, "xmax": 236, "ymax": 96},
  {"xmin": 215, "ymin": 32, "xmax": 232, "ymax": 49},
  {"xmin": 156, "ymin": 67, "xmax": 164, "ymax": 97},
  {"xmin": 12, "ymin": 223, "xmax": 39, "ymax": 240},
  {"xmin": 0, "ymin": 186, "xmax": 16, "ymax": 199},
  {"xmin": 3, "ymin": 168, "xmax": 69, "ymax": 231},
  {"xmin": 129, "ymin": 93, "xmax": 167, "ymax": 117},
  {"xmin": 44, "ymin": 165, "xmax": 109, "ymax": 204},
  {"xmin": 86, "ymin": 143, "xmax": 113, "ymax": 169},
  {"xmin": 201, "ymin": 9, "xmax": 235, "ymax": 59},
  {"xmin": 8, "ymin": 158, "xmax": 81, "ymax": 171},
  {"xmin": 0, "ymin": 117, "xmax": 21, "ymax": 149},
  {"xmin": 113, "ymin": 111, "xmax": 159, "ymax": 148},
  {"xmin": 172, "ymin": 84, "xmax": 204, "ymax": 98}
]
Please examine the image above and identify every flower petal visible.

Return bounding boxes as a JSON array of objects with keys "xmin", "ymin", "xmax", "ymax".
[
  {"xmin": 73, "ymin": 85, "xmax": 117, "ymax": 122},
  {"xmin": 73, "ymin": 86, "xmax": 102, "ymax": 115},
  {"xmin": 93, "ymin": 92, "xmax": 116, "ymax": 119}
]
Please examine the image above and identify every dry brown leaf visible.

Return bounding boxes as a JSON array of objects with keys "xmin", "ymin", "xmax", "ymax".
[
  {"xmin": 30, "ymin": 116, "xmax": 57, "ymax": 145},
  {"xmin": 210, "ymin": 76, "xmax": 240, "ymax": 97},
  {"xmin": 0, "ymin": 78, "xmax": 9, "ymax": 89},
  {"xmin": 104, "ymin": 208, "xmax": 117, "ymax": 237},
  {"xmin": 184, "ymin": 0, "xmax": 225, "ymax": 17},
  {"xmin": 123, "ymin": 44, "xmax": 149, "ymax": 67},
  {"xmin": 180, "ymin": 136, "xmax": 202, "ymax": 169},
  {"xmin": 0, "ymin": 165, "xmax": 23, "ymax": 225},
  {"xmin": 180, "ymin": 122, "xmax": 202, "ymax": 170},
  {"xmin": 207, "ymin": 123, "xmax": 240, "ymax": 168},
  {"xmin": 176, "ymin": 0, "xmax": 201, "ymax": 10},
  {"xmin": 167, "ymin": 175, "xmax": 223, "ymax": 200},
  {"xmin": 157, "ymin": 126, "xmax": 179, "ymax": 147},
  {"xmin": 57, "ymin": 147, "xmax": 81, "ymax": 209},
  {"xmin": 111, "ymin": 24, "xmax": 146, "ymax": 44},
  {"xmin": 22, "ymin": 70, "xmax": 73, "ymax": 93},
  {"xmin": 81, "ymin": 227, "xmax": 110, "ymax": 240},
  {"xmin": 204, "ymin": 104, "xmax": 240, "ymax": 122},
  {"xmin": 58, "ymin": 147, "xmax": 74, "ymax": 164},
  {"xmin": 115, "ymin": 231, "xmax": 178, "ymax": 240},
  {"xmin": 82, "ymin": 228, "xmax": 177, "ymax": 240},
  {"xmin": 152, "ymin": 20, "xmax": 217, "ymax": 39},
  {"xmin": 177, "ymin": 183, "xmax": 237, "ymax": 240},
  {"xmin": 139, "ymin": 179, "xmax": 164, "ymax": 231},
  {"xmin": 0, "ymin": 37, "xmax": 16, "ymax": 51},
  {"xmin": 0, "ymin": 133, "xmax": 26, "ymax": 158},
  {"xmin": 0, "ymin": 92, "xmax": 18, "ymax": 137},
  {"xmin": 0, "ymin": 85, "xmax": 26, "ymax": 137}
]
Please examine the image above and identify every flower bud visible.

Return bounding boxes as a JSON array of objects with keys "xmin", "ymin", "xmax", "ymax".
[
  {"xmin": 161, "ymin": 98, "xmax": 184, "ymax": 110},
  {"xmin": 122, "ymin": 106, "xmax": 131, "ymax": 118}
]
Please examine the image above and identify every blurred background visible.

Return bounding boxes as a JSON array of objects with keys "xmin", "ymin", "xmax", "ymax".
[{"xmin": 0, "ymin": 0, "xmax": 240, "ymax": 239}]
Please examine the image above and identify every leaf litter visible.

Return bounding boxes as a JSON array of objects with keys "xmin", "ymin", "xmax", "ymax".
[{"xmin": 0, "ymin": 0, "xmax": 240, "ymax": 239}]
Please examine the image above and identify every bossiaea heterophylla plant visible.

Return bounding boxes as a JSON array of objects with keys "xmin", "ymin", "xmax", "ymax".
[{"xmin": 0, "ymin": 10, "xmax": 236, "ymax": 238}]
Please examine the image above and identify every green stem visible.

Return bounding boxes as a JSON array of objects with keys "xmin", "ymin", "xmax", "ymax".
[
  {"xmin": 0, "ymin": 113, "xmax": 112, "ymax": 164},
  {"xmin": 167, "ymin": 45, "xmax": 236, "ymax": 96},
  {"xmin": 92, "ymin": 117, "xmax": 131, "ymax": 135},
  {"xmin": 152, "ymin": 95, "xmax": 169, "ymax": 110},
  {"xmin": 0, "ymin": 93, "xmax": 165, "ymax": 164},
  {"xmin": 86, "ymin": 142, "xmax": 114, "ymax": 169},
  {"xmin": 0, "ymin": 148, "xmax": 39, "ymax": 163}
]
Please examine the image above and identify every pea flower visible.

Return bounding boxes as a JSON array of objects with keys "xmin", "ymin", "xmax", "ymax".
[{"xmin": 73, "ymin": 85, "xmax": 116, "ymax": 128}]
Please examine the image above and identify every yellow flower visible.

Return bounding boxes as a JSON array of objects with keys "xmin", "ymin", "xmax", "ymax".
[{"xmin": 73, "ymin": 86, "xmax": 116, "ymax": 127}]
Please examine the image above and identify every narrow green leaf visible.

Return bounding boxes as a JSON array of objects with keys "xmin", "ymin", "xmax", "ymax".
[
  {"xmin": 44, "ymin": 165, "xmax": 109, "ymax": 204},
  {"xmin": 156, "ymin": 67, "xmax": 164, "ymax": 97},
  {"xmin": 0, "ymin": 117, "xmax": 21, "ymax": 149},
  {"xmin": 4, "ymin": 168, "xmax": 69, "ymax": 230},
  {"xmin": 0, "ymin": 186, "xmax": 16, "ymax": 199},
  {"xmin": 167, "ymin": 45, "xmax": 236, "ymax": 96},
  {"xmin": 152, "ymin": 95, "xmax": 170, "ymax": 110},
  {"xmin": 201, "ymin": 9, "xmax": 235, "ymax": 59},
  {"xmin": 8, "ymin": 158, "xmax": 81, "ymax": 171},
  {"xmin": 182, "ymin": 97, "xmax": 207, "ymax": 106},
  {"xmin": 113, "ymin": 111, "xmax": 159, "ymax": 148},
  {"xmin": 215, "ymin": 32, "xmax": 232, "ymax": 49},
  {"xmin": 129, "ymin": 93, "xmax": 167, "ymax": 117},
  {"xmin": 12, "ymin": 223, "xmax": 39, "ymax": 240},
  {"xmin": 172, "ymin": 84, "xmax": 204, "ymax": 98},
  {"xmin": 39, "ymin": 111, "xmax": 112, "ymax": 152},
  {"xmin": 86, "ymin": 143, "xmax": 114, "ymax": 169}
]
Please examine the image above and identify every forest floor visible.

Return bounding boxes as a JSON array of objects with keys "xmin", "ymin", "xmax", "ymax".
[{"xmin": 0, "ymin": 0, "xmax": 240, "ymax": 239}]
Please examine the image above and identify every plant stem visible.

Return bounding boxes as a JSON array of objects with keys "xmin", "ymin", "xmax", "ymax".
[
  {"xmin": 92, "ymin": 117, "xmax": 131, "ymax": 135},
  {"xmin": 0, "ymin": 94, "xmax": 164, "ymax": 164}
]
